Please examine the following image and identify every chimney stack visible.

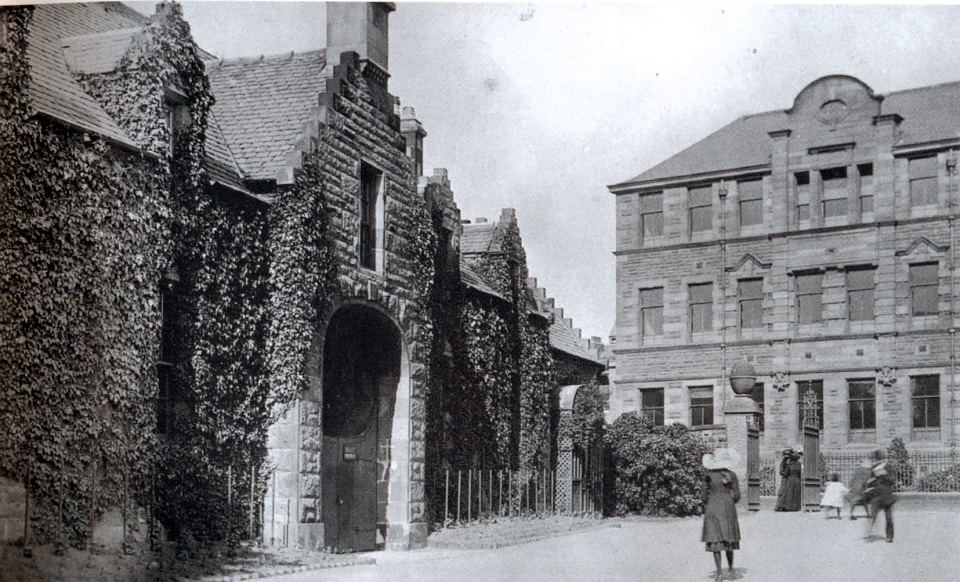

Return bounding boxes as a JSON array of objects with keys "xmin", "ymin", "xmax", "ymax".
[
  {"xmin": 401, "ymin": 106, "xmax": 427, "ymax": 177},
  {"xmin": 326, "ymin": 3, "xmax": 395, "ymax": 70}
]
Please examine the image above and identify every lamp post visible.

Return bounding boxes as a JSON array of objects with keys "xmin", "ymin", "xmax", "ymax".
[{"xmin": 724, "ymin": 360, "xmax": 761, "ymax": 511}]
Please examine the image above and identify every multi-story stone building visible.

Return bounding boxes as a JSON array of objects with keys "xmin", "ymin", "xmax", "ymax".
[{"xmin": 609, "ymin": 75, "xmax": 960, "ymax": 455}]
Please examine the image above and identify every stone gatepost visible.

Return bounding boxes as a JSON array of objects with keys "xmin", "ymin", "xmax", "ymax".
[{"xmin": 723, "ymin": 396, "xmax": 760, "ymax": 510}]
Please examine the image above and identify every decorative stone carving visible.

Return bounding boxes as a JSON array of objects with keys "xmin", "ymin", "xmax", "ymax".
[
  {"xmin": 877, "ymin": 366, "xmax": 897, "ymax": 387},
  {"xmin": 772, "ymin": 371, "xmax": 790, "ymax": 392}
]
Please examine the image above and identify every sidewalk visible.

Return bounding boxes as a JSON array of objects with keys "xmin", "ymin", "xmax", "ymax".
[{"xmin": 260, "ymin": 510, "xmax": 960, "ymax": 582}]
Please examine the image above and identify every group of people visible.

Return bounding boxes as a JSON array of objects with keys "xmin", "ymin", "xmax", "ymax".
[{"xmin": 700, "ymin": 447, "xmax": 897, "ymax": 581}]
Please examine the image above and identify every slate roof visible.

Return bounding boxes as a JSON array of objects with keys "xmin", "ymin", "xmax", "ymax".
[
  {"xmin": 27, "ymin": 3, "xmax": 146, "ymax": 148},
  {"xmin": 60, "ymin": 27, "xmax": 144, "ymax": 74},
  {"xmin": 205, "ymin": 50, "xmax": 328, "ymax": 181},
  {"xmin": 459, "ymin": 260, "xmax": 505, "ymax": 301},
  {"xmin": 460, "ymin": 222, "xmax": 500, "ymax": 254},
  {"xmin": 550, "ymin": 315, "xmax": 603, "ymax": 365},
  {"xmin": 204, "ymin": 110, "xmax": 252, "ymax": 196},
  {"xmin": 614, "ymin": 80, "xmax": 960, "ymax": 188}
]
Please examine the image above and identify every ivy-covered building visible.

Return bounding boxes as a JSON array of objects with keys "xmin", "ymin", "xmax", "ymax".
[{"xmin": 0, "ymin": 1, "xmax": 604, "ymax": 553}]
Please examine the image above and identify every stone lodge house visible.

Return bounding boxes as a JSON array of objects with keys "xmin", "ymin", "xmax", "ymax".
[
  {"xmin": 0, "ymin": 2, "xmax": 604, "ymax": 551},
  {"xmin": 608, "ymin": 75, "xmax": 960, "ymax": 457}
]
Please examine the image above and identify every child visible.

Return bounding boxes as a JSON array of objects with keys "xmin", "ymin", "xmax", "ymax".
[
  {"xmin": 820, "ymin": 472, "xmax": 848, "ymax": 519},
  {"xmin": 846, "ymin": 459, "xmax": 873, "ymax": 520}
]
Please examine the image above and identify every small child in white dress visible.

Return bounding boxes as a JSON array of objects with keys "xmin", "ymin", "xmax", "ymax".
[{"xmin": 820, "ymin": 473, "xmax": 849, "ymax": 519}]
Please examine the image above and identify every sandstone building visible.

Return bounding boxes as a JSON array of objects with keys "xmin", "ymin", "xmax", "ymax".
[
  {"xmin": 0, "ymin": 1, "xmax": 603, "ymax": 552},
  {"xmin": 609, "ymin": 75, "xmax": 960, "ymax": 456}
]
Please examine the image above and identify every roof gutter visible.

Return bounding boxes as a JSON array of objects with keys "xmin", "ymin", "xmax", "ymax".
[{"xmin": 608, "ymin": 164, "xmax": 770, "ymax": 194}]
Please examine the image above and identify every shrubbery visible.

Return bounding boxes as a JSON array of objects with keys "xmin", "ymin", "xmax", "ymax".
[
  {"xmin": 886, "ymin": 437, "xmax": 915, "ymax": 491},
  {"xmin": 917, "ymin": 465, "xmax": 960, "ymax": 492},
  {"xmin": 604, "ymin": 413, "xmax": 710, "ymax": 517}
]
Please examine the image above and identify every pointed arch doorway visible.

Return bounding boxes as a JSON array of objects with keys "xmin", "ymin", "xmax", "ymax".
[{"xmin": 321, "ymin": 304, "xmax": 402, "ymax": 552}]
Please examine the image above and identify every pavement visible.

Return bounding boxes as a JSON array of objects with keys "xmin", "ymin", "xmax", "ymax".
[{"xmin": 259, "ymin": 510, "xmax": 960, "ymax": 582}]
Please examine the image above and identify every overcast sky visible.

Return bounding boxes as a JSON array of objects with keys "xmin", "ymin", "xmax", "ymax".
[{"xmin": 125, "ymin": 1, "xmax": 960, "ymax": 342}]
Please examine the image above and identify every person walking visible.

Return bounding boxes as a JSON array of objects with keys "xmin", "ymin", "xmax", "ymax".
[
  {"xmin": 820, "ymin": 473, "xmax": 848, "ymax": 519},
  {"xmin": 865, "ymin": 449, "xmax": 897, "ymax": 543},
  {"xmin": 702, "ymin": 448, "xmax": 741, "ymax": 581},
  {"xmin": 846, "ymin": 458, "xmax": 874, "ymax": 520},
  {"xmin": 774, "ymin": 447, "xmax": 802, "ymax": 511}
]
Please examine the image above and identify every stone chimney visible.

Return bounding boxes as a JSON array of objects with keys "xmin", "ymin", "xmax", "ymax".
[
  {"xmin": 326, "ymin": 3, "xmax": 394, "ymax": 70},
  {"xmin": 401, "ymin": 106, "xmax": 427, "ymax": 177}
]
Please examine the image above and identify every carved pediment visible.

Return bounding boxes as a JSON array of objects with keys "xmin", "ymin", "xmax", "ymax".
[
  {"xmin": 726, "ymin": 253, "xmax": 772, "ymax": 276},
  {"xmin": 895, "ymin": 237, "xmax": 949, "ymax": 259}
]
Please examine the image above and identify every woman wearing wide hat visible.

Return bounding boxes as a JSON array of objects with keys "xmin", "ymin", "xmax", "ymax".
[
  {"xmin": 775, "ymin": 446, "xmax": 803, "ymax": 512},
  {"xmin": 702, "ymin": 448, "xmax": 741, "ymax": 581}
]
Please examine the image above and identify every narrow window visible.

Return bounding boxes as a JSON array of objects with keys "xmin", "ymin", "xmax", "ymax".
[
  {"xmin": 639, "ymin": 287, "xmax": 664, "ymax": 338},
  {"xmin": 848, "ymin": 379, "xmax": 876, "ymax": 430},
  {"xmin": 797, "ymin": 380, "xmax": 824, "ymax": 430},
  {"xmin": 739, "ymin": 278, "xmax": 763, "ymax": 329},
  {"xmin": 164, "ymin": 88, "xmax": 189, "ymax": 158},
  {"xmin": 795, "ymin": 172, "xmax": 810, "ymax": 223},
  {"xmin": 910, "ymin": 262, "xmax": 939, "ymax": 316},
  {"xmin": 359, "ymin": 162, "xmax": 384, "ymax": 271},
  {"xmin": 912, "ymin": 375, "xmax": 940, "ymax": 429},
  {"xmin": 909, "ymin": 156, "xmax": 939, "ymax": 207},
  {"xmin": 689, "ymin": 282, "xmax": 713, "ymax": 333},
  {"xmin": 640, "ymin": 192, "xmax": 664, "ymax": 239},
  {"xmin": 689, "ymin": 185, "xmax": 712, "ymax": 233},
  {"xmin": 158, "ymin": 283, "xmax": 181, "ymax": 436},
  {"xmin": 847, "ymin": 267, "xmax": 876, "ymax": 321},
  {"xmin": 641, "ymin": 388, "xmax": 665, "ymax": 426},
  {"xmin": 690, "ymin": 386, "xmax": 714, "ymax": 427},
  {"xmin": 796, "ymin": 272, "xmax": 822, "ymax": 324},
  {"xmin": 738, "ymin": 179, "xmax": 763, "ymax": 226},
  {"xmin": 821, "ymin": 166, "xmax": 848, "ymax": 218},
  {"xmin": 858, "ymin": 163, "xmax": 874, "ymax": 215}
]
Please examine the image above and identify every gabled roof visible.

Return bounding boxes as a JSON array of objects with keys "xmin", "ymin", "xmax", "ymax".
[
  {"xmin": 27, "ymin": 3, "xmax": 145, "ymax": 148},
  {"xmin": 460, "ymin": 222, "xmax": 500, "ymax": 254},
  {"xmin": 549, "ymin": 310, "xmax": 603, "ymax": 365},
  {"xmin": 205, "ymin": 110, "xmax": 257, "ymax": 198},
  {"xmin": 613, "ymin": 79, "xmax": 960, "ymax": 189},
  {"xmin": 205, "ymin": 50, "xmax": 328, "ymax": 181}
]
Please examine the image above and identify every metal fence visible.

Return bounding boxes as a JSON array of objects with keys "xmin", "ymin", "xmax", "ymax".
[
  {"xmin": 760, "ymin": 450, "xmax": 960, "ymax": 495},
  {"xmin": 821, "ymin": 450, "xmax": 960, "ymax": 492},
  {"xmin": 434, "ymin": 469, "xmax": 558, "ymax": 526}
]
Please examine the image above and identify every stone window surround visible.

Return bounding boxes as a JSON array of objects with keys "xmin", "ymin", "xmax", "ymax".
[{"xmin": 358, "ymin": 160, "xmax": 386, "ymax": 275}]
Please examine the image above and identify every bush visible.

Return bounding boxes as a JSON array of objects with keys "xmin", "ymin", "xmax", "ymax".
[
  {"xmin": 604, "ymin": 412, "xmax": 710, "ymax": 517},
  {"xmin": 886, "ymin": 438, "xmax": 915, "ymax": 491},
  {"xmin": 917, "ymin": 465, "xmax": 960, "ymax": 492}
]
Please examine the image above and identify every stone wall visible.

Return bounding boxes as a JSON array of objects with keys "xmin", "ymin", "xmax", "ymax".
[{"xmin": 266, "ymin": 51, "xmax": 430, "ymax": 551}]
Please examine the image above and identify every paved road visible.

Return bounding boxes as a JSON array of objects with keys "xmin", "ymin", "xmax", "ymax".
[{"xmin": 267, "ymin": 511, "xmax": 960, "ymax": 582}]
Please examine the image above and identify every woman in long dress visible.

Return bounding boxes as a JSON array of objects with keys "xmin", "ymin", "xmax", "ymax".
[
  {"xmin": 702, "ymin": 448, "xmax": 741, "ymax": 582},
  {"xmin": 774, "ymin": 447, "xmax": 802, "ymax": 511}
]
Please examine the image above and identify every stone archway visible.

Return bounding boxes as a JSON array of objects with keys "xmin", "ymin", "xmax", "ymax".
[{"xmin": 320, "ymin": 304, "xmax": 403, "ymax": 552}]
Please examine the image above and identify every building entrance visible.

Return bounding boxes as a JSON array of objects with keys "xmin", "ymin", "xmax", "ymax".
[{"xmin": 321, "ymin": 305, "xmax": 400, "ymax": 551}]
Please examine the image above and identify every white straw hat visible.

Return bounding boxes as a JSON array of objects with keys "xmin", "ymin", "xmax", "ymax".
[{"xmin": 702, "ymin": 447, "xmax": 741, "ymax": 470}]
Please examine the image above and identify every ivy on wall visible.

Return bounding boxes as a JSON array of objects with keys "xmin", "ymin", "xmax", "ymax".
[{"xmin": 0, "ymin": 5, "xmax": 170, "ymax": 546}]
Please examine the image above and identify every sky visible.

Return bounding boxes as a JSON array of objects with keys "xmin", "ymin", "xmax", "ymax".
[{"xmin": 124, "ymin": 1, "xmax": 960, "ymax": 342}]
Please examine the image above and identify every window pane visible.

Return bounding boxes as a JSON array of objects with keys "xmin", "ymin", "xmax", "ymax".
[
  {"xmin": 911, "ymin": 177, "xmax": 939, "ymax": 206},
  {"xmin": 642, "ymin": 212, "xmax": 664, "ymax": 237},
  {"xmin": 640, "ymin": 287, "xmax": 663, "ymax": 307},
  {"xmin": 641, "ymin": 192, "xmax": 663, "ymax": 212},
  {"xmin": 910, "ymin": 156, "xmax": 938, "ymax": 179},
  {"xmin": 849, "ymin": 289, "xmax": 874, "ymax": 321},
  {"xmin": 689, "ymin": 282, "xmax": 712, "ymax": 303},
  {"xmin": 739, "ymin": 179, "xmax": 763, "ymax": 200},
  {"xmin": 847, "ymin": 268, "xmax": 874, "ymax": 290},
  {"xmin": 690, "ymin": 186, "xmax": 712, "ymax": 206},
  {"xmin": 690, "ymin": 387, "xmax": 714, "ymax": 426},
  {"xmin": 690, "ymin": 283, "xmax": 713, "ymax": 333},
  {"xmin": 912, "ymin": 285, "xmax": 938, "ymax": 316},
  {"xmin": 911, "ymin": 263, "xmax": 939, "ymax": 285},
  {"xmin": 797, "ymin": 273, "xmax": 822, "ymax": 294},
  {"xmin": 823, "ymin": 198, "xmax": 847, "ymax": 218},
  {"xmin": 741, "ymin": 299, "xmax": 762, "ymax": 328},
  {"xmin": 913, "ymin": 375, "xmax": 940, "ymax": 397},
  {"xmin": 740, "ymin": 279, "xmax": 763, "ymax": 299},
  {"xmin": 642, "ymin": 388, "xmax": 665, "ymax": 426},
  {"xmin": 690, "ymin": 206, "xmax": 712, "ymax": 232},
  {"xmin": 740, "ymin": 198, "xmax": 762, "ymax": 226},
  {"xmin": 643, "ymin": 306, "xmax": 663, "ymax": 336}
]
